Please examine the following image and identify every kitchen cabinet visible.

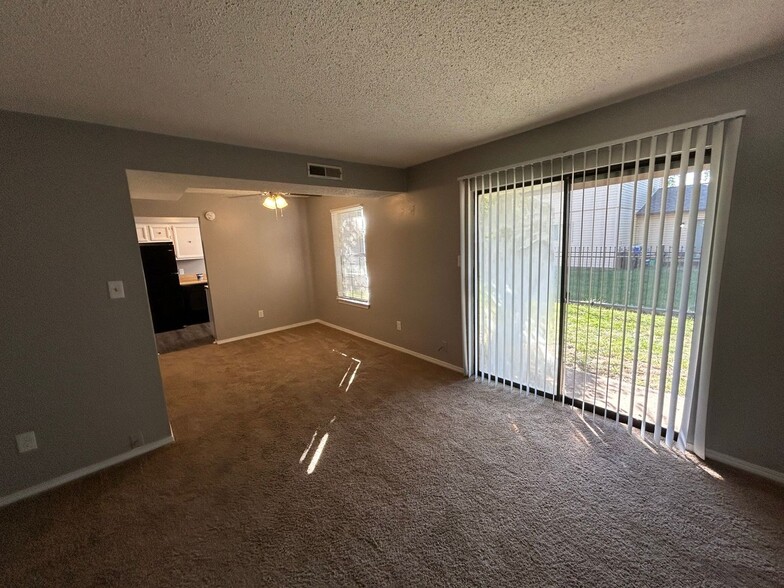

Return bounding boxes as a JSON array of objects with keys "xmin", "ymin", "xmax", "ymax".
[
  {"xmin": 172, "ymin": 225, "xmax": 204, "ymax": 260},
  {"xmin": 148, "ymin": 224, "xmax": 173, "ymax": 242},
  {"xmin": 135, "ymin": 219, "xmax": 205, "ymax": 260}
]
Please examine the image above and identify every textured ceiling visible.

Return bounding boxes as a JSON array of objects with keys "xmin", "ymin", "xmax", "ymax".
[{"xmin": 3, "ymin": 1, "xmax": 784, "ymax": 167}]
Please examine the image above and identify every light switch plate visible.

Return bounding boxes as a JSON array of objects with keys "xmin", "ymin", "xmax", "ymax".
[
  {"xmin": 16, "ymin": 431, "xmax": 37, "ymax": 453},
  {"xmin": 108, "ymin": 280, "xmax": 125, "ymax": 299}
]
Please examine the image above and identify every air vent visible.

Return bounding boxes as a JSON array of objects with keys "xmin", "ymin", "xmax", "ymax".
[{"xmin": 308, "ymin": 163, "xmax": 343, "ymax": 180}]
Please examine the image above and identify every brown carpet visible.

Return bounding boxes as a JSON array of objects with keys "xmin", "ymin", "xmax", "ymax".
[
  {"xmin": 155, "ymin": 322, "xmax": 214, "ymax": 354},
  {"xmin": 1, "ymin": 323, "xmax": 782, "ymax": 586}
]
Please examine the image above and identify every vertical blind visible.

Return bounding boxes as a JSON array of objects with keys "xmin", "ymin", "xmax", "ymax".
[
  {"xmin": 459, "ymin": 113, "xmax": 743, "ymax": 456},
  {"xmin": 467, "ymin": 169, "xmax": 565, "ymax": 396}
]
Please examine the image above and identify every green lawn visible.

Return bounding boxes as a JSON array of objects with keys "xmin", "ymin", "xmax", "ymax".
[{"xmin": 562, "ymin": 302, "xmax": 693, "ymax": 395}]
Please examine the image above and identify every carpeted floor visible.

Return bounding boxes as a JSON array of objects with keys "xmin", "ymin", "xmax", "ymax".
[
  {"xmin": 155, "ymin": 322, "xmax": 214, "ymax": 354},
  {"xmin": 1, "ymin": 323, "xmax": 782, "ymax": 586}
]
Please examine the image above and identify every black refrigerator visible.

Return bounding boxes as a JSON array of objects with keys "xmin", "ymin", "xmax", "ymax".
[{"xmin": 140, "ymin": 243, "xmax": 185, "ymax": 333}]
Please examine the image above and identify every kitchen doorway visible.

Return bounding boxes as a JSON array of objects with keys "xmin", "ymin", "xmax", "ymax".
[{"xmin": 135, "ymin": 216, "xmax": 215, "ymax": 354}]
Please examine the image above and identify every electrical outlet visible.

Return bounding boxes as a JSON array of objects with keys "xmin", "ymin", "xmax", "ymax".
[
  {"xmin": 129, "ymin": 430, "xmax": 145, "ymax": 449},
  {"xmin": 396, "ymin": 321, "xmax": 402, "ymax": 331},
  {"xmin": 258, "ymin": 310, "xmax": 265, "ymax": 318},
  {"xmin": 107, "ymin": 280, "xmax": 125, "ymax": 299},
  {"xmin": 439, "ymin": 340, "xmax": 448, "ymax": 352},
  {"xmin": 16, "ymin": 431, "xmax": 37, "ymax": 453}
]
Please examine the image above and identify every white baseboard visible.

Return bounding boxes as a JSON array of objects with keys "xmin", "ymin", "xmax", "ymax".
[
  {"xmin": 215, "ymin": 319, "xmax": 319, "ymax": 344},
  {"xmin": 705, "ymin": 449, "xmax": 784, "ymax": 485},
  {"xmin": 0, "ymin": 435, "xmax": 175, "ymax": 508},
  {"xmin": 315, "ymin": 320, "xmax": 463, "ymax": 373}
]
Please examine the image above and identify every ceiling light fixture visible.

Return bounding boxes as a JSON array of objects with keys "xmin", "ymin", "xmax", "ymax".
[{"xmin": 260, "ymin": 192, "xmax": 288, "ymax": 218}]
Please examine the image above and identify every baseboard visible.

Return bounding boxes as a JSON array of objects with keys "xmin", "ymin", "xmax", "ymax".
[
  {"xmin": 215, "ymin": 319, "xmax": 319, "ymax": 344},
  {"xmin": 705, "ymin": 449, "xmax": 784, "ymax": 485},
  {"xmin": 315, "ymin": 320, "xmax": 463, "ymax": 373},
  {"xmin": 0, "ymin": 435, "xmax": 175, "ymax": 508}
]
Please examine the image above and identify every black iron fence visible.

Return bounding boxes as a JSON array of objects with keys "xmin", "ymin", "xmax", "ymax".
[{"xmin": 563, "ymin": 245, "xmax": 702, "ymax": 270}]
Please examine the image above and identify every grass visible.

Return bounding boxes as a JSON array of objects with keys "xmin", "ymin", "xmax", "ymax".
[{"xmin": 562, "ymin": 302, "xmax": 693, "ymax": 395}]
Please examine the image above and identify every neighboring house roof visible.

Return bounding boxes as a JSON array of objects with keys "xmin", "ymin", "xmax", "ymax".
[{"xmin": 636, "ymin": 184, "xmax": 708, "ymax": 215}]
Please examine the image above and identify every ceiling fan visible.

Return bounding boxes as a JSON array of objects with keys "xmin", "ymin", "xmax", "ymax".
[{"xmin": 227, "ymin": 191, "xmax": 322, "ymax": 218}]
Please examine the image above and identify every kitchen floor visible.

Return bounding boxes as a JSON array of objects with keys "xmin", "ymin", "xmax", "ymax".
[{"xmin": 155, "ymin": 322, "xmax": 213, "ymax": 354}]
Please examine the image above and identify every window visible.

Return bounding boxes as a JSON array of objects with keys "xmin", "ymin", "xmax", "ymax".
[{"xmin": 331, "ymin": 205, "xmax": 369, "ymax": 306}]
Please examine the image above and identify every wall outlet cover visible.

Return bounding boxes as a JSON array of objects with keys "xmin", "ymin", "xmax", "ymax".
[
  {"xmin": 129, "ymin": 430, "xmax": 145, "ymax": 449},
  {"xmin": 107, "ymin": 280, "xmax": 125, "ymax": 299},
  {"xmin": 16, "ymin": 431, "xmax": 38, "ymax": 453}
]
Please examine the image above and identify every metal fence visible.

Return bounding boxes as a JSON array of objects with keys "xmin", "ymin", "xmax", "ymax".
[
  {"xmin": 562, "ymin": 246, "xmax": 702, "ymax": 312},
  {"xmin": 563, "ymin": 245, "xmax": 702, "ymax": 269}
]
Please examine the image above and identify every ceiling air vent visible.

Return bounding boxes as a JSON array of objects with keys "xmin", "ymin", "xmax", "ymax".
[{"xmin": 308, "ymin": 163, "xmax": 343, "ymax": 180}]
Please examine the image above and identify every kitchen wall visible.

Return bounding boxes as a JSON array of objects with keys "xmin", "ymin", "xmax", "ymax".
[
  {"xmin": 308, "ymin": 51, "xmax": 784, "ymax": 474},
  {"xmin": 176, "ymin": 258, "xmax": 207, "ymax": 276},
  {"xmin": 132, "ymin": 197, "xmax": 314, "ymax": 341},
  {"xmin": 0, "ymin": 111, "xmax": 405, "ymax": 501}
]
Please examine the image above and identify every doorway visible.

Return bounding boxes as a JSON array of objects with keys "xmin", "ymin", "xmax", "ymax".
[{"xmin": 135, "ymin": 216, "xmax": 215, "ymax": 353}]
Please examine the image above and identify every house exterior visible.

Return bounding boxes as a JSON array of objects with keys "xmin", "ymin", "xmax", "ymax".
[
  {"xmin": 633, "ymin": 184, "xmax": 708, "ymax": 253},
  {"xmin": 565, "ymin": 179, "xmax": 707, "ymax": 267}
]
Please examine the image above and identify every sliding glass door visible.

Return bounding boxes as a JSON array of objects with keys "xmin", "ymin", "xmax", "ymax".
[
  {"xmin": 561, "ymin": 145, "xmax": 708, "ymax": 440},
  {"xmin": 461, "ymin": 115, "xmax": 742, "ymax": 449}
]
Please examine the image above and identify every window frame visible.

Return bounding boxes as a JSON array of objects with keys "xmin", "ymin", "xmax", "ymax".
[{"xmin": 330, "ymin": 204, "xmax": 370, "ymax": 308}]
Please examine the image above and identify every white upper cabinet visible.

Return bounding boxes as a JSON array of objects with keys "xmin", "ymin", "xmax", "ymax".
[
  {"xmin": 172, "ymin": 225, "xmax": 204, "ymax": 259},
  {"xmin": 148, "ymin": 224, "xmax": 173, "ymax": 242},
  {"xmin": 135, "ymin": 225, "xmax": 150, "ymax": 242},
  {"xmin": 135, "ymin": 217, "xmax": 205, "ymax": 260}
]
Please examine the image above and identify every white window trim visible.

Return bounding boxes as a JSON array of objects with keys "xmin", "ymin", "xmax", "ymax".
[
  {"xmin": 336, "ymin": 297, "xmax": 370, "ymax": 309},
  {"xmin": 330, "ymin": 204, "xmax": 370, "ymax": 307}
]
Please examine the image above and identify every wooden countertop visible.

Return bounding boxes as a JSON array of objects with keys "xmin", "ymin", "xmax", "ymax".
[{"xmin": 179, "ymin": 274, "xmax": 208, "ymax": 286}]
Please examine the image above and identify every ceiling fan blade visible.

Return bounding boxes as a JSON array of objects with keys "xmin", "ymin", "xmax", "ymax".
[
  {"xmin": 226, "ymin": 193, "xmax": 264, "ymax": 199},
  {"xmin": 223, "ymin": 191, "xmax": 322, "ymax": 199}
]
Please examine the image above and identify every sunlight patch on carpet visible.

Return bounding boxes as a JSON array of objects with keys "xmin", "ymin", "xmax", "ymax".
[{"xmin": 307, "ymin": 433, "xmax": 329, "ymax": 475}]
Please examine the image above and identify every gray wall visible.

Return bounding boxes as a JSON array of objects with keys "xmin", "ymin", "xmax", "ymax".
[
  {"xmin": 0, "ymin": 111, "xmax": 404, "ymax": 499},
  {"xmin": 308, "ymin": 193, "xmax": 458, "ymax": 366},
  {"xmin": 309, "ymin": 52, "xmax": 784, "ymax": 473},
  {"xmin": 132, "ymin": 196, "xmax": 315, "ymax": 341}
]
